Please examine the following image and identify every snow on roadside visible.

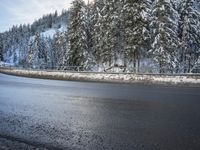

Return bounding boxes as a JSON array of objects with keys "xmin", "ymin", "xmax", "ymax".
[{"xmin": 0, "ymin": 68, "xmax": 200, "ymax": 85}]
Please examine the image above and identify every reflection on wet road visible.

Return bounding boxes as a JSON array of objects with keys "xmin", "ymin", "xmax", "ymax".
[{"xmin": 0, "ymin": 73, "xmax": 200, "ymax": 150}]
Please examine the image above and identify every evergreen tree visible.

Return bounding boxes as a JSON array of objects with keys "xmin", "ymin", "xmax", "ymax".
[
  {"xmin": 51, "ymin": 31, "xmax": 61, "ymax": 69},
  {"xmin": 35, "ymin": 33, "xmax": 47, "ymax": 68},
  {"xmin": 45, "ymin": 37, "xmax": 53, "ymax": 69},
  {"xmin": 93, "ymin": 0, "xmax": 120, "ymax": 70},
  {"xmin": 0, "ymin": 34, "xmax": 3, "ymax": 61},
  {"xmin": 92, "ymin": 0, "xmax": 105, "ymax": 67},
  {"xmin": 68, "ymin": 0, "xmax": 88, "ymax": 71},
  {"xmin": 60, "ymin": 31, "xmax": 70, "ymax": 70},
  {"xmin": 85, "ymin": 1, "xmax": 95, "ymax": 70},
  {"xmin": 59, "ymin": 32, "xmax": 69, "ymax": 69},
  {"xmin": 27, "ymin": 39, "xmax": 37, "ymax": 68},
  {"xmin": 27, "ymin": 33, "xmax": 47, "ymax": 68},
  {"xmin": 122, "ymin": 0, "xmax": 151, "ymax": 72},
  {"xmin": 150, "ymin": 0, "xmax": 180, "ymax": 73},
  {"xmin": 179, "ymin": 0, "xmax": 200, "ymax": 72},
  {"xmin": 51, "ymin": 31, "xmax": 69, "ymax": 69}
]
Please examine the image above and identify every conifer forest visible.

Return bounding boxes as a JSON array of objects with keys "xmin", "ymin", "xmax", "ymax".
[{"xmin": 0, "ymin": 0, "xmax": 200, "ymax": 73}]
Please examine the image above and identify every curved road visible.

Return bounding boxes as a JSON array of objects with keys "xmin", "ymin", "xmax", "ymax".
[{"xmin": 0, "ymin": 73, "xmax": 200, "ymax": 150}]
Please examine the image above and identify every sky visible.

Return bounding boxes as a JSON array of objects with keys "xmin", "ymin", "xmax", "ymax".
[{"xmin": 0, "ymin": 0, "xmax": 89, "ymax": 33}]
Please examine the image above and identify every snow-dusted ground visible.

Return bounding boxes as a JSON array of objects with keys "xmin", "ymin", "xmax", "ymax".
[
  {"xmin": 40, "ymin": 25, "xmax": 67, "ymax": 39},
  {"xmin": 0, "ymin": 68, "xmax": 200, "ymax": 85}
]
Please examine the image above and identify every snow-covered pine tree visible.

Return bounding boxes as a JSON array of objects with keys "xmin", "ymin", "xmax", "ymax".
[
  {"xmin": 60, "ymin": 31, "xmax": 70, "ymax": 70},
  {"xmin": 18, "ymin": 36, "xmax": 30, "ymax": 67},
  {"xmin": 150, "ymin": 0, "xmax": 180, "ymax": 73},
  {"xmin": 27, "ymin": 32, "xmax": 46, "ymax": 69},
  {"xmin": 122, "ymin": 0, "xmax": 151, "ymax": 72},
  {"xmin": 91, "ymin": 0, "xmax": 105, "ymax": 68},
  {"xmin": 27, "ymin": 39, "xmax": 37, "ymax": 68},
  {"xmin": 110, "ymin": 0, "xmax": 126, "ymax": 71},
  {"xmin": 58, "ymin": 32, "xmax": 69, "ymax": 69},
  {"xmin": 0, "ymin": 34, "xmax": 3, "ymax": 61},
  {"xmin": 85, "ymin": 1, "xmax": 95, "ymax": 70},
  {"xmin": 94, "ymin": 0, "xmax": 113, "ymax": 69},
  {"xmin": 51, "ymin": 31, "xmax": 70, "ymax": 70},
  {"xmin": 51, "ymin": 31, "xmax": 61, "ymax": 69},
  {"xmin": 106, "ymin": 0, "xmax": 123, "ymax": 68},
  {"xmin": 93, "ymin": 0, "xmax": 121, "ymax": 71},
  {"xmin": 35, "ymin": 33, "xmax": 47, "ymax": 68},
  {"xmin": 67, "ymin": 0, "xmax": 88, "ymax": 71},
  {"xmin": 41, "ymin": 37, "xmax": 48, "ymax": 68},
  {"xmin": 45, "ymin": 37, "xmax": 53, "ymax": 69},
  {"xmin": 179, "ymin": 0, "xmax": 200, "ymax": 72}
]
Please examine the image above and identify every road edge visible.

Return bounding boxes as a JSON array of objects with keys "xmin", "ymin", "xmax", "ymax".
[{"xmin": 1, "ymin": 67, "xmax": 200, "ymax": 87}]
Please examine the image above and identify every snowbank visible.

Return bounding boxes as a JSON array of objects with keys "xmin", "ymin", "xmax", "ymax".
[{"xmin": 0, "ymin": 67, "xmax": 200, "ymax": 86}]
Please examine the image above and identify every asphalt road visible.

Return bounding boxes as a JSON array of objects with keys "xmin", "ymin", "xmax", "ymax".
[{"xmin": 0, "ymin": 73, "xmax": 200, "ymax": 150}]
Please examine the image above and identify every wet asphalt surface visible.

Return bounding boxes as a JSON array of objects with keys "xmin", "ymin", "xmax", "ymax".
[{"xmin": 0, "ymin": 73, "xmax": 200, "ymax": 150}]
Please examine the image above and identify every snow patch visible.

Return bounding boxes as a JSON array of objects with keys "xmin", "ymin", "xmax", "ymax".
[
  {"xmin": 41, "ymin": 29, "xmax": 57, "ymax": 38},
  {"xmin": 1, "ymin": 68, "xmax": 200, "ymax": 85}
]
